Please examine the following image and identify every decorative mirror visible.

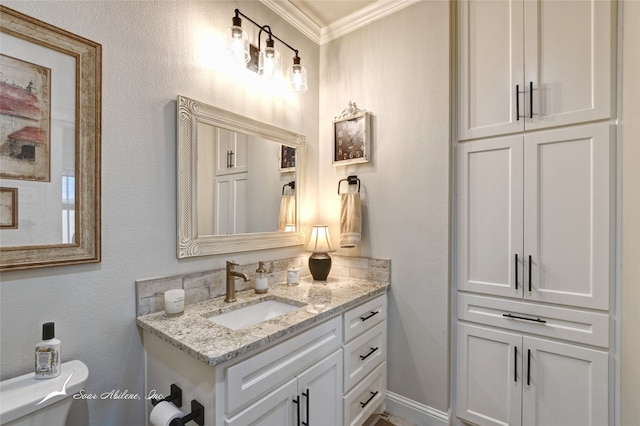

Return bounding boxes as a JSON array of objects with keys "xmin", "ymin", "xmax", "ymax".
[{"xmin": 176, "ymin": 95, "xmax": 306, "ymax": 257}]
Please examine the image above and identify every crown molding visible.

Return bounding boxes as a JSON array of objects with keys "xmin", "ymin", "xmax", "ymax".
[
  {"xmin": 261, "ymin": 0, "xmax": 420, "ymax": 45},
  {"xmin": 260, "ymin": 0, "xmax": 322, "ymax": 44},
  {"xmin": 321, "ymin": 0, "xmax": 420, "ymax": 44}
]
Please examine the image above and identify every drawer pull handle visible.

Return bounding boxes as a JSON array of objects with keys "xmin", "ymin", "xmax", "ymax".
[
  {"xmin": 528, "ymin": 255, "xmax": 532, "ymax": 292},
  {"xmin": 293, "ymin": 396, "xmax": 301, "ymax": 426},
  {"xmin": 360, "ymin": 311, "xmax": 379, "ymax": 321},
  {"xmin": 502, "ymin": 313, "xmax": 546, "ymax": 324},
  {"xmin": 360, "ymin": 391, "xmax": 379, "ymax": 408},
  {"xmin": 360, "ymin": 347, "xmax": 379, "ymax": 361},
  {"xmin": 516, "ymin": 84, "xmax": 520, "ymax": 121},
  {"xmin": 515, "ymin": 253, "xmax": 519, "ymax": 290},
  {"xmin": 302, "ymin": 389, "xmax": 310, "ymax": 426},
  {"xmin": 514, "ymin": 346, "xmax": 518, "ymax": 382},
  {"xmin": 529, "ymin": 81, "xmax": 534, "ymax": 119},
  {"xmin": 527, "ymin": 349, "xmax": 531, "ymax": 386}
]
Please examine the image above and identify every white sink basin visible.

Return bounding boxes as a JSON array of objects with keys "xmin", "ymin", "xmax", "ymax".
[{"xmin": 208, "ymin": 299, "xmax": 303, "ymax": 330}]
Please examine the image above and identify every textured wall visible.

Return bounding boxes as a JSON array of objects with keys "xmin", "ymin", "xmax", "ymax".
[
  {"xmin": 0, "ymin": 2, "xmax": 319, "ymax": 424},
  {"xmin": 319, "ymin": 1, "xmax": 451, "ymax": 414}
]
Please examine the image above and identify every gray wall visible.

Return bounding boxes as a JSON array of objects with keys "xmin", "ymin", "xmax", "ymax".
[{"xmin": 319, "ymin": 1, "xmax": 451, "ymax": 414}]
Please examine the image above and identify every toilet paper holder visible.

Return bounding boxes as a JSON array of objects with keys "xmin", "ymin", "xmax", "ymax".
[
  {"xmin": 170, "ymin": 400, "xmax": 204, "ymax": 426},
  {"xmin": 151, "ymin": 384, "xmax": 182, "ymax": 408}
]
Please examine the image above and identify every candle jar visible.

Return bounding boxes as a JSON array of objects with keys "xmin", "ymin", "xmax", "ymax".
[
  {"xmin": 164, "ymin": 289, "xmax": 185, "ymax": 317},
  {"xmin": 287, "ymin": 268, "xmax": 300, "ymax": 286}
]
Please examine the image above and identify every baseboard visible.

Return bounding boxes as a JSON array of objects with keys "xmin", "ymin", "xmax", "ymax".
[{"xmin": 385, "ymin": 391, "xmax": 450, "ymax": 426}]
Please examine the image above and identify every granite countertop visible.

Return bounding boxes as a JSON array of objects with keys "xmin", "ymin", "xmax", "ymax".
[{"xmin": 136, "ymin": 276, "xmax": 389, "ymax": 366}]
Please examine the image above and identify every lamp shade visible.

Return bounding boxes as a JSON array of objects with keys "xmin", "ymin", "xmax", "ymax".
[
  {"xmin": 306, "ymin": 225, "xmax": 335, "ymax": 253},
  {"xmin": 259, "ymin": 38, "xmax": 280, "ymax": 78},
  {"xmin": 288, "ymin": 57, "xmax": 308, "ymax": 93},
  {"xmin": 225, "ymin": 16, "xmax": 250, "ymax": 65}
]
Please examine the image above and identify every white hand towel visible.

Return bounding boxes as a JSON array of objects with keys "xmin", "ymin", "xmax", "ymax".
[
  {"xmin": 340, "ymin": 192, "xmax": 361, "ymax": 248},
  {"xmin": 278, "ymin": 195, "xmax": 295, "ymax": 230}
]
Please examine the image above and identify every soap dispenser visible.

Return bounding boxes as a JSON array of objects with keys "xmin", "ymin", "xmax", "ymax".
[{"xmin": 255, "ymin": 261, "xmax": 268, "ymax": 294}]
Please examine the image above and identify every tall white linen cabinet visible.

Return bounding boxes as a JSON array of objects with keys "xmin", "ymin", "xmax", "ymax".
[{"xmin": 454, "ymin": 1, "xmax": 616, "ymax": 425}]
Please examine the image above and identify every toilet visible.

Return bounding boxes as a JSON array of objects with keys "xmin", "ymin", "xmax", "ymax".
[{"xmin": 0, "ymin": 360, "xmax": 89, "ymax": 426}]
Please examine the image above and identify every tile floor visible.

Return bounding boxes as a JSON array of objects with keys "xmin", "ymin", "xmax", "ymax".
[{"xmin": 364, "ymin": 411, "xmax": 417, "ymax": 426}]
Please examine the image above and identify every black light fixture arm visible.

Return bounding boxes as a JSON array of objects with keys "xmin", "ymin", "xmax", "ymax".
[{"xmin": 234, "ymin": 9, "xmax": 300, "ymax": 59}]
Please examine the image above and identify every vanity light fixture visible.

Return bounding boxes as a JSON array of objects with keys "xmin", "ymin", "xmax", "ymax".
[
  {"xmin": 306, "ymin": 225, "xmax": 335, "ymax": 281},
  {"xmin": 225, "ymin": 9, "xmax": 308, "ymax": 93}
]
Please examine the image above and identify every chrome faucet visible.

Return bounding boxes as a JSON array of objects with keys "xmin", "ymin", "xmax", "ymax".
[{"xmin": 225, "ymin": 261, "xmax": 249, "ymax": 303}]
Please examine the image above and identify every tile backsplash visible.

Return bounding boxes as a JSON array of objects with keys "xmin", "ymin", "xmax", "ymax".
[{"xmin": 135, "ymin": 255, "xmax": 390, "ymax": 316}]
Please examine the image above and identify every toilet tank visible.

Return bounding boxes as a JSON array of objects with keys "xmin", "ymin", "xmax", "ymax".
[{"xmin": 0, "ymin": 360, "xmax": 89, "ymax": 425}]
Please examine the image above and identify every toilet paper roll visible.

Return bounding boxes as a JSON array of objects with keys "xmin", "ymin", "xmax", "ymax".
[{"xmin": 150, "ymin": 401, "xmax": 184, "ymax": 426}]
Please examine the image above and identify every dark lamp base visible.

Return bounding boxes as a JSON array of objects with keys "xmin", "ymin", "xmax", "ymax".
[{"xmin": 309, "ymin": 252, "xmax": 332, "ymax": 281}]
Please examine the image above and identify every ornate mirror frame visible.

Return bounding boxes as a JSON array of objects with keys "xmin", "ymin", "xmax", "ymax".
[
  {"xmin": 0, "ymin": 7, "xmax": 101, "ymax": 271},
  {"xmin": 177, "ymin": 96, "xmax": 307, "ymax": 258}
]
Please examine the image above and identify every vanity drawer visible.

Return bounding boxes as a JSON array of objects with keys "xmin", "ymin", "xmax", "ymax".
[
  {"xmin": 344, "ymin": 295, "xmax": 387, "ymax": 342},
  {"xmin": 343, "ymin": 362, "xmax": 386, "ymax": 426},
  {"xmin": 344, "ymin": 322, "xmax": 386, "ymax": 391},
  {"xmin": 458, "ymin": 293, "xmax": 609, "ymax": 348},
  {"xmin": 224, "ymin": 316, "xmax": 342, "ymax": 415}
]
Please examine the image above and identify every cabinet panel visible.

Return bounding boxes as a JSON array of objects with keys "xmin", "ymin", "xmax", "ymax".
[
  {"xmin": 215, "ymin": 128, "xmax": 248, "ymax": 176},
  {"xmin": 343, "ymin": 296, "xmax": 386, "ymax": 342},
  {"xmin": 524, "ymin": 124, "xmax": 613, "ymax": 309},
  {"xmin": 458, "ymin": 293, "xmax": 609, "ymax": 348},
  {"xmin": 458, "ymin": 0, "xmax": 524, "ymax": 139},
  {"xmin": 343, "ymin": 362, "xmax": 386, "ymax": 426},
  {"xmin": 225, "ymin": 379, "xmax": 297, "ymax": 426},
  {"xmin": 225, "ymin": 316, "xmax": 342, "ymax": 415},
  {"xmin": 298, "ymin": 350, "xmax": 343, "ymax": 426},
  {"xmin": 457, "ymin": 136, "xmax": 523, "ymax": 297},
  {"xmin": 344, "ymin": 322, "xmax": 386, "ymax": 391},
  {"xmin": 214, "ymin": 173, "xmax": 248, "ymax": 235},
  {"xmin": 456, "ymin": 323, "xmax": 522, "ymax": 426},
  {"xmin": 522, "ymin": 336, "xmax": 608, "ymax": 426},
  {"xmin": 524, "ymin": 0, "xmax": 614, "ymax": 130}
]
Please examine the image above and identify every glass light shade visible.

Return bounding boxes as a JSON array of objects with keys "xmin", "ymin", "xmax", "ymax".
[
  {"xmin": 306, "ymin": 225, "xmax": 335, "ymax": 253},
  {"xmin": 225, "ymin": 17, "xmax": 250, "ymax": 64},
  {"xmin": 258, "ymin": 39, "xmax": 281, "ymax": 79},
  {"xmin": 288, "ymin": 58, "xmax": 308, "ymax": 93}
]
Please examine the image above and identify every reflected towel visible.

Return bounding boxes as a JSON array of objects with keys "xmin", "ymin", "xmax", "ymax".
[
  {"xmin": 340, "ymin": 192, "xmax": 361, "ymax": 248},
  {"xmin": 278, "ymin": 195, "xmax": 296, "ymax": 230}
]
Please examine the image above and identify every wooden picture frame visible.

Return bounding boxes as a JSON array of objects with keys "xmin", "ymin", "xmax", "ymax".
[
  {"xmin": 279, "ymin": 145, "xmax": 296, "ymax": 172},
  {"xmin": 332, "ymin": 102, "xmax": 371, "ymax": 166},
  {"xmin": 0, "ymin": 188, "xmax": 18, "ymax": 229},
  {"xmin": 0, "ymin": 7, "xmax": 101, "ymax": 271}
]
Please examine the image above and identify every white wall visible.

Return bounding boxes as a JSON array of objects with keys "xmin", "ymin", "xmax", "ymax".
[
  {"xmin": 319, "ymin": 1, "xmax": 451, "ymax": 415},
  {"xmin": 0, "ymin": 1, "xmax": 319, "ymax": 424}
]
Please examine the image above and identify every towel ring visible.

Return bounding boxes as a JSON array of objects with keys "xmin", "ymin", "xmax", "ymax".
[
  {"xmin": 282, "ymin": 181, "xmax": 295, "ymax": 195},
  {"xmin": 338, "ymin": 175, "xmax": 360, "ymax": 194}
]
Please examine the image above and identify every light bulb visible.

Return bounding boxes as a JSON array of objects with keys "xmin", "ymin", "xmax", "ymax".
[
  {"xmin": 225, "ymin": 16, "xmax": 250, "ymax": 65},
  {"xmin": 258, "ymin": 38, "xmax": 281, "ymax": 79},
  {"xmin": 288, "ymin": 57, "xmax": 308, "ymax": 93}
]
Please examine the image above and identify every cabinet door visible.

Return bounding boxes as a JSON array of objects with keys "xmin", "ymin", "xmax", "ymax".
[
  {"xmin": 298, "ymin": 350, "xmax": 343, "ymax": 426},
  {"xmin": 456, "ymin": 323, "xmax": 522, "ymax": 426},
  {"xmin": 522, "ymin": 336, "xmax": 608, "ymax": 426},
  {"xmin": 225, "ymin": 378, "xmax": 297, "ymax": 426},
  {"xmin": 523, "ymin": 124, "xmax": 612, "ymax": 309},
  {"xmin": 524, "ymin": 0, "xmax": 613, "ymax": 130},
  {"xmin": 458, "ymin": 136, "xmax": 523, "ymax": 298},
  {"xmin": 216, "ymin": 128, "xmax": 249, "ymax": 176},
  {"xmin": 214, "ymin": 173, "xmax": 248, "ymax": 234},
  {"xmin": 458, "ymin": 0, "xmax": 524, "ymax": 140}
]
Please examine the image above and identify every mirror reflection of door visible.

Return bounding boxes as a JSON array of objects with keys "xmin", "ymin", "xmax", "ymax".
[{"xmin": 196, "ymin": 122, "xmax": 295, "ymax": 236}]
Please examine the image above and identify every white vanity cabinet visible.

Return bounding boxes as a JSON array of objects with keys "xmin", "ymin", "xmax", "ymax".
[
  {"xmin": 457, "ymin": 0, "xmax": 614, "ymax": 140},
  {"xmin": 456, "ymin": 322, "xmax": 608, "ymax": 426},
  {"xmin": 342, "ymin": 295, "xmax": 387, "ymax": 426},
  {"xmin": 143, "ymin": 293, "xmax": 388, "ymax": 426},
  {"xmin": 457, "ymin": 123, "xmax": 613, "ymax": 311}
]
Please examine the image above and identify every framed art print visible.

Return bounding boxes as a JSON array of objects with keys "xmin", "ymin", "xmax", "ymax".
[
  {"xmin": 279, "ymin": 145, "xmax": 296, "ymax": 172},
  {"xmin": 333, "ymin": 101, "xmax": 371, "ymax": 166}
]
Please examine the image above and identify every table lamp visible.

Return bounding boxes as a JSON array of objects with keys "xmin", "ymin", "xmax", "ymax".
[{"xmin": 306, "ymin": 225, "xmax": 335, "ymax": 281}]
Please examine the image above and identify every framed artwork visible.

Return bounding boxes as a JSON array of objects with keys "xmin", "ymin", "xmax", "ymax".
[
  {"xmin": 279, "ymin": 145, "xmax": 296, "ymax": 172},
  {"xmin": 0, "ymin": 188, "xmax": 18, "ymax": 229},
  {"xmin": 0, "ymin": 6, "xmax": 102, "ymax": 271},
  {"xmin": 332, "ymin": 101, "xmax": 371, "ymax": 166}
]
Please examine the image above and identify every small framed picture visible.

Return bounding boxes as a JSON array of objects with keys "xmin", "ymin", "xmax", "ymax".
[
  {"xmin": 0, "ymin": 187, "xmax": 18, "ymax": 229},
  {"xmin": 333, "ymin": 102, "xmax": 371, "ymax": 166},
  {"xmin": 279, "ymin": 145, "xmax": 296, "ymax": 172}
]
